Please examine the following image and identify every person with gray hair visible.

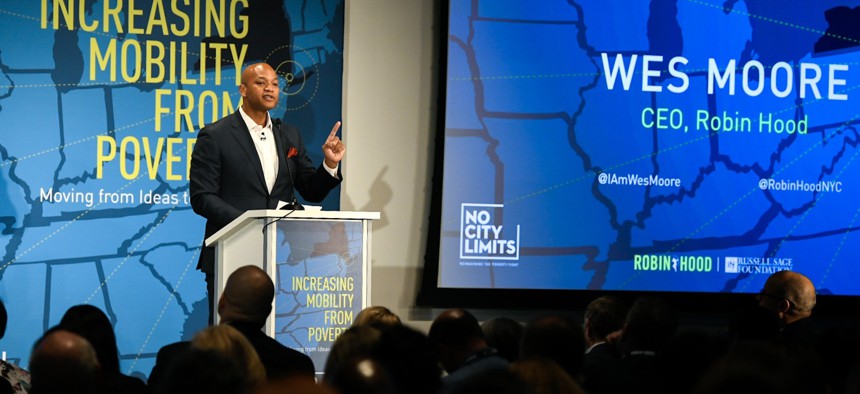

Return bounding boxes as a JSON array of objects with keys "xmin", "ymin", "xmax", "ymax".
[{"xmin": 757, "ymin": 270, "xmax": 818, "ymax": 346}]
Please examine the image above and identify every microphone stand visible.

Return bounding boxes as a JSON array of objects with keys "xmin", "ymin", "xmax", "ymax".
[
  {"xmin": 273, "ymin": 118, "xmax": 304, "ymax": 211},
  {"xmin": 261, "ymin": 119, "xmax": 304, "ymax": 234}
]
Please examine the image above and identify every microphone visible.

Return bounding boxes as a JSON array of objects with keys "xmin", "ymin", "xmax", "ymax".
[
  {"xmin": 273, "ymin": 119, "xmax": 304, "ymax": 211},
  {"xmin": 260, "ymin": 130, "xmax": 266, "ymax": 141}
]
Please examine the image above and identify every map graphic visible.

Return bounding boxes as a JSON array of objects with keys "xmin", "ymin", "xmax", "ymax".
[
  {"xmin": 0, "ymin": 0, "xmax": 343, "ymax": 377},
  {"xmin": 439, "ymin": 1, "xmax": 860, "ymax": 295}
]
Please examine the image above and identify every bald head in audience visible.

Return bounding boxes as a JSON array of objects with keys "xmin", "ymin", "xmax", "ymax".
[
  {"xmin": 428, "ymin": 308, "xmax": 489, "ymax": 373},
  {"xmin": 758, "ymin": 270, "xmax": 816, "ymax": 326},
  {"xmin": 218, "ymin": 265, "xmax": 275, "ymax": 326},
  {"xmin": 30, "ymin": 329, "xmax": 100, "ymax": 394}
]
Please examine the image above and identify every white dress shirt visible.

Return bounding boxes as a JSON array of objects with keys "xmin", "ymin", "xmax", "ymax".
[{"xmin": 238, "ymin": 107, "xmax": 278, "ymax": 192}]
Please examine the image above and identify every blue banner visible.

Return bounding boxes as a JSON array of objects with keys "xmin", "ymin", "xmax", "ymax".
[{"xmin": 0, "ymin": 0, "xmax": 344, "ymax": 378}]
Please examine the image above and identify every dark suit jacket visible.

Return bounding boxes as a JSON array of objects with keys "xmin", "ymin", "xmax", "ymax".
[
  {"xmin": 776, "ymin": 317, "xmax": 819, "ymax": 349},
  {"xmin": 229, "ymin": 321, "xmax": 316, "ymax": 380},
  {"xmin": 147, "ymin": 341, "xmax": 189, "ymax": 393},
  {"xmin": 583, "ymin": 342, "xmax": 622, "ymax": 394},
  {"xmin": 147, "ymin": 321, "xmax": 315, "ymax": 391},
  {"xmin": 190, "ymin": 111, "xmax": 342, "ymax": 273}
]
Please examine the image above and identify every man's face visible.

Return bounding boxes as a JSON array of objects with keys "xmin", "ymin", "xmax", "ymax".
[{"xmin": 240, "ymin": 64, "xmax": 280, "ymax": 112}]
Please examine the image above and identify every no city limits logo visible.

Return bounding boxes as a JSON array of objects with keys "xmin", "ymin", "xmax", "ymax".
[{"xmin": 459, "ymin": 203, "xmax": 520, "ymax": 260}]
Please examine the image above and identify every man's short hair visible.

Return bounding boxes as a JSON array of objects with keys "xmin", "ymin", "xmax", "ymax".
[
  {"xmin": 352, "ymin": 306, "xmax": 402, "ymax": 329},
  {"xmin": 622, "ymin": 297, "xmax": 678, "ymax": 352},
  {"xmin": 520, "ymin": 314, "xmax": 585, "ymax": 378},
  {"xmin": 584, "ymin": 296, "xmax": 628, "ymax": 340}
]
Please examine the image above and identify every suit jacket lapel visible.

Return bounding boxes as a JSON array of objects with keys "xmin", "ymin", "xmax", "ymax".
[{"xmin": 228, "ymin": 111, "xmax": 269, "ymax": 194}]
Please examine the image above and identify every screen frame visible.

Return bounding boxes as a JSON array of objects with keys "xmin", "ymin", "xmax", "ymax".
[{"xmin": 416, "ymin": 0, "xmax": 859, "ymax": 318}]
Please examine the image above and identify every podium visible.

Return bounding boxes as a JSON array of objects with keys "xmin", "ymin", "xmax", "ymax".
[{"xmin": 205, "ymin": 209, "xmax": 379, "ymax": 371}]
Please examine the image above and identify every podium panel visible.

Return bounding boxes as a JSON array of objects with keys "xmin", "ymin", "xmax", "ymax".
[
  {"xmin": 273, "ymin": 219, "xmax": 369, "ymax": 372},
  {"xmin": 206, "ymin": 209, "xmax": 378, "ymax": 375}
]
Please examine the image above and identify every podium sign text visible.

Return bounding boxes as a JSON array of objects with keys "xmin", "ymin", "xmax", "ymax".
[{"xmin": 273, "ymin": 220, "xmax": 367, "ymax": 372}]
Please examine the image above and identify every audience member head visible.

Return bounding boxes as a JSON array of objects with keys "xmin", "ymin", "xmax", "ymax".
[
  {"xmin": 481, "ymin": 316, "xmax": 523, "ymax": 362},
  {"xmin": 218, "ymin": 265, "xmax": 275, "ymax": 327},
  {"xmin": 58, "ymin": 304, "xmax": 122, "ymax": 375},
  {"xmin": 428, "ymin": 308, "xmax": 487, "ymax": 373},
  {"xmin": 352, "ymin": 306, "xmax": 402, "ymax": 329},
  {"xmin": 323, "ymin": 325, "xmax": 382, "ymax": 383},
  {"xmin": 157, "ymin": 348, "xmax": 247, "ymax": 394},
  {"xmin": 191, "ymin": 324, "xmax": 266, "ymax": 389},
  {"xmin": 326, "ymin": 356, "xmax": 397, "ymax": 394},
  {"xmin": 512, "ymin": 357, "xmax": 586, "ymax": 394},
  {"xmin": 583, "ymin": 296, "xmax": 628, "ymax": 347},
  {"xmin": 376, "ymin": 324, "xmax": 441, "ymax": 394},
  {"xmin": 620, "ymin": 297, "xmax": 678, "ymax": 355},
  {"xmin": 520, "ymin": 314, "xmax": 585, "ymax": 381},
  {"xmin": 29, "ymin": 328, "xmax": 100, "ymax": 394},
  {"xmin": 758, "ymin": 270, "xmax": 816, "ymax": 326}
]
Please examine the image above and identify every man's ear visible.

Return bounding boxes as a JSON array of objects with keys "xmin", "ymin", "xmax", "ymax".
[
  {"xmin": 239, "ymin": 84, "xmax": 247, "ymax": 98},
  {"xmin": 217, "ymin": 295, "xmax": 226, "ymax": 315},
  {"xmin": 777, "ymin": 299, "xmax": 791, "ymax": 315}
]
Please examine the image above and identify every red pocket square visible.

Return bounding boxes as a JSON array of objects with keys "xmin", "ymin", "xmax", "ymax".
[{"xmin": 287, "ymin": 147, "xmax": 298, "ymax": 158}]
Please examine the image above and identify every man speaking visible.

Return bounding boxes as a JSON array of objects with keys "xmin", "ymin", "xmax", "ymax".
[{"xmin": 190, "ymin": 62, "xmax": 344, "ymax": 317}]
